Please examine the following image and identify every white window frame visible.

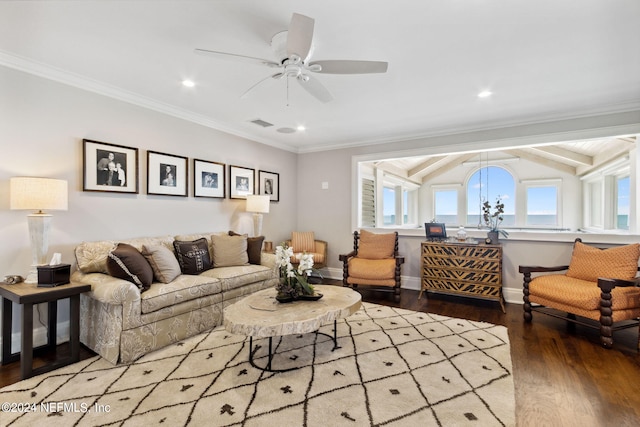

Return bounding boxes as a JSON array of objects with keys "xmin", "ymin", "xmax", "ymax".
[{"xmin": 521, "ymin": 178, "xmax": 562, "ymax": 228}]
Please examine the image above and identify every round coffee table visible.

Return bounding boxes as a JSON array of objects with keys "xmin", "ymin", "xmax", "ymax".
[{"xmin": 224, "ymin": 285, "xmax": 362, "ymax": 372}]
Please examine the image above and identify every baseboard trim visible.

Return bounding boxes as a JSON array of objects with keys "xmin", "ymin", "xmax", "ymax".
[
  {"xmin": 322, "ymin": 267, "xmax": 523, "ymax": 305},
  {"xmin": 0, "ymin": 322, "xmax": 70, "ymax": 364}
]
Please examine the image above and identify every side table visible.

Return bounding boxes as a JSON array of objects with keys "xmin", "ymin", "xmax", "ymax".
[{"xmin": 0, "ymin": 281, "xmax": 91, "ymax": 379}]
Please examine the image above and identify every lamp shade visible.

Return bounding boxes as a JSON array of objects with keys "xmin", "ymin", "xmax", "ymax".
[
  {"xmin": 246, "ymin": 195, "xmax": 270, "ymax": 214},
  {"xmin": 10, "ymin": 177, "xmax": 68, "ymax": 212}
]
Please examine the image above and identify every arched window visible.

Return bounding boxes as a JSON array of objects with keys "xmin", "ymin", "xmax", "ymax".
[{"xmin": 466, "ymin": 166, "xmax": 515, "ymax": 227}]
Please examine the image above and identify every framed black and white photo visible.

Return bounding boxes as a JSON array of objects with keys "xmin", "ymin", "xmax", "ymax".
[
  {"xmin": 83, "ymin": 139, "xmax": 139, "ymax": 193},
  {"xmin": 147, "ymin": 150, "xmax": 188, "ymax": 196},
  {"xmin": 194, "ymin": 158, "xmax": 225, "ymax": 198},
  {"xmin": 258, "ymin": 170, "xmax": 279, "ymax": 202},
  {"xmin": 229, "ymin": 165, "xmax": 255, "ymax": 199}
]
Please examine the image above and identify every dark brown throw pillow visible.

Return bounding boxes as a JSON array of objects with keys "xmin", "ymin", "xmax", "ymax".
[
  {"xmin": 106, "ymin": 243, "xmax": 154, "ymax": 292},
  {"xmin": 229, "ymin": 231, "xmax": 265, "ymax": 265},
  {"xmin": 173, "ymin": 238, "xmax": 212, "ymax": 274}
]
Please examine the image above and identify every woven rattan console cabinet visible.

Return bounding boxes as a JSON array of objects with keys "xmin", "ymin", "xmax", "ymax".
[{"xmin": 420, "ymin": 241, "xmax": 505, "ymax": 312}]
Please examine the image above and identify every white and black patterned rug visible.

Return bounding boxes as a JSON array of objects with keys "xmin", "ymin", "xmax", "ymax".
[{"xmin": 0, "ymin": 303, "xmax": 515, "ymax": 426}]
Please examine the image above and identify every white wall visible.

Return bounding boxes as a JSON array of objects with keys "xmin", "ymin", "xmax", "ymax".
[{"xmin": 0, "ymin": 66, "xmax": 298, "ymax": 346}]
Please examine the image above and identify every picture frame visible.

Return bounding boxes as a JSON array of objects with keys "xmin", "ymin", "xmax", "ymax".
[
  {"xmin": 83, "ymin": 139, "xmax": 139, "ymax": 193},
  {"xmin": 229, "ymin": 165, "xmax": 255, "ymax": 199},
  {"xmin": 193, "ymin": 158, "xmax": 225, "ymax": 198},
  {"xmin": 425, "ymin": 222, "xmax": 447, "ymax": 240},
  {"xmin": 147, "ymin": 150, "xmax": 188, "ymax": 197},
  {"xmin": 258, "ymin": 170, "xmax": 279, "ymax": 202}
]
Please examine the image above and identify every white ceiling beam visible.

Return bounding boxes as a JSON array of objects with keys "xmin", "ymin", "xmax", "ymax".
[
  {"xmin": 504, "ymin": 149, "xmax": 577, "ymax": 175},
  {"xmin": 407, "ymin": 157, "xmax": 446, "ymax": 179},
  {"xmin": 530, "ymin": 146, "xmax": 593, "ymax": 166},
  {"xmin": 421, "ymin": 153, "xmax": 477, "ymax": 183}
]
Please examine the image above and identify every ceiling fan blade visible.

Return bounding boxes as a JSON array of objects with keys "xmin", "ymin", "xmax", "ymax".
[
  {"xmin": 309, "ymin": 60, "xmax": 388, "ymax": 74},
  {"xmin": 240, "ymin": 73, "xmax": 285, "ymax": 99},
  {"xmin": 195, "ymin": 48, "xmax": 280, "ymax": 68},
  {"xmin": 297, "ymin": 75, "xmax": 333, "ymax": 103},
  {"xmin": 287, "ymin": 13, "xmax": 314, "ymax": 61}
]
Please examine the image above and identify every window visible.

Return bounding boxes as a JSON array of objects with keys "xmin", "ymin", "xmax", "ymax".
[
  {"xmin": 582, "ymin": 157, "xmax": 630, "ymax": 231},
  {"xmin": 617, "ymin": 176, "xmax": 630, "ymax": 230},
  {"xmin": 466, "ymin": 166, "xmax": 515, "ymax": 227},
  {"xmin": 525, "ymin": 183, "xmax": 559, "ymax": 226},
  {"xmin": 434, "ymin": 189, "xmax": 458, "ymax": 224},
  {"xmin": 383, "ymin": 186, "xmax": 396, "ymax": 225}
]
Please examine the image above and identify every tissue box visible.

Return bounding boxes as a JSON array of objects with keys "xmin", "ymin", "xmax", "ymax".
[{"xmin": 37, "ymin": 264, "xmax": 71, "ymax": 287}]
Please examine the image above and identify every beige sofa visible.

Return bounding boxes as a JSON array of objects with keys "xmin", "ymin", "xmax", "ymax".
[{"xmin": 71, "ymin": 232, "xmax": 277, "ymax": 364}]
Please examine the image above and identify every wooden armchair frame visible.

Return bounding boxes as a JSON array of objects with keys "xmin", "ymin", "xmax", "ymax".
[
  {"xmin": 520, "ymin": 239, "xmax": 640, "ymax": 349},
  {"xmin": 339, "ymin": 231, "xmax": 405, "ymax": 302}
]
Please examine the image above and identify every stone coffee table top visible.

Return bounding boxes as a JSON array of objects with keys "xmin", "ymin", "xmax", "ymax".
[{"xmin": 224, "ymin": 285, "xmax": 362, "ymax": 339}]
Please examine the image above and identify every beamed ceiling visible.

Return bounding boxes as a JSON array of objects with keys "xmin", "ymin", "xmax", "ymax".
[{"xmin": 368, "ymin": 136, "xmax": 637, "ymax": 184}]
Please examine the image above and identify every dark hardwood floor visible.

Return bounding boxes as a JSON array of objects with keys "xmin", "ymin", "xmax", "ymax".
[{"xmin": 2, "ymin": 284, "xmax": 639, "ymax": 426}]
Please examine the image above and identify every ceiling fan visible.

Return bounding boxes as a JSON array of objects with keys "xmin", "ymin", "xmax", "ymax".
[{"xmin": 195, "ymin": 13, "xmax": 388, "ymax": 103}]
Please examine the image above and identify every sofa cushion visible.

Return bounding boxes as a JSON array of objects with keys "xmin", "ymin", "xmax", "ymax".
[
  {"xmin": 566, "ymin": 241, "xmax": 640, "ymax": 282},
  {"xmin": 211, "ymin": 234, "xmax": 249, "ymax": 267},
  {"xmin": 142, "ymin": 244, "xmax": 181, "ymax": 283},
  {"xmin": 229, "ymin": 231, "xmax": 264, "ymax": 265},
  {"xmin": 357, "ymin": 230, "xmax": 396, "ymax": 259},
  {"xmin": 106, "ymin": 243, "xmax": 154, "ymax": 292},
  {"xmin": 291, "ymin": 231, "xmax": 315, "ymax": 253},
  {"xmin": 173, "ymin": 238, "xmax": 212, "ymax": 275},
  {"xmin": 140, "ymin": 274, "xmax": 222, "ymax": 314},
  {"xmin": 200, "ymin": 264, "xmax": 274, "ymax": 292}
]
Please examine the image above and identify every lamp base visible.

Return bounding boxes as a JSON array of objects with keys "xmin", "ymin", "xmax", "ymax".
[
  {"xmin": 253, "ymin": 213, "xmax": 263, "ymax": 237},
  {"xmin": 26, "ymin": 213, "xmax": 52, "ymax": 283}
]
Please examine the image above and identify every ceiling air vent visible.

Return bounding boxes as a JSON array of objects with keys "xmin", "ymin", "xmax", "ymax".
[{"xmin": 249, "ymin": 119, "xmax": 273, "ymax": 128}]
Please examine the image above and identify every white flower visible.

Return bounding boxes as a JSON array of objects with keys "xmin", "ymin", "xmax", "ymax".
[{"xmin": 297, "ymin": 253, "xmax": 314, "ymax": 276}]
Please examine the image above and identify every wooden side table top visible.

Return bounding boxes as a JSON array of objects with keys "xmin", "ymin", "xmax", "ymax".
[
  {"xmin": 0, "ymin": 281, "xmax": 91, "ymax": 304},
  {"xmin": 224, "ymin": 285, "xmax": 362, "ymax": 339}
]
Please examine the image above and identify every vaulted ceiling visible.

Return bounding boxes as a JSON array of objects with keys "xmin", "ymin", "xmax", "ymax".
[
  {"xmin": 368, "ymin": 136, "xmax": 637, "ymax": 183},
  {"xmin": 1, "ymin": 1, "xmax": 639, "ymax": 153}
]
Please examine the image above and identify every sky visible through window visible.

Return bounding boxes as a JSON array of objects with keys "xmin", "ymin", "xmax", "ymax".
[{"xmin": 466, "ymin": 166, "xmax": 515, "ymax": 216}]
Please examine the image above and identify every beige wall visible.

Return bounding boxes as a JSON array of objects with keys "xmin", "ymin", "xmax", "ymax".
[{"xmin": 0, "ymin": 66, "xmax": 298, "ymax": 341}]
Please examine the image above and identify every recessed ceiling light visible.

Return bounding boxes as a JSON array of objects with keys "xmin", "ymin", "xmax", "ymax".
[
  {"xmin": 297, "ymin": 125, "xmax": 306, "ymax": 131},
  {"xmin": 182, "ymin": 79, "xmax": 195, "ymax": 88},
  {"xmin": 478, "ymin": 90, "xmax": 492, "ymax": 98}
]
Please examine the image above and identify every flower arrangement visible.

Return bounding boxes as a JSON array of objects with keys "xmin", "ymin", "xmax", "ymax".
[
  {"xmin": 482, "ymin": 197, "xmax": 509, "ymax": 238},
  {"xmin": 275, "ymin": 243, "xmax": 315, "ymax": 299}
]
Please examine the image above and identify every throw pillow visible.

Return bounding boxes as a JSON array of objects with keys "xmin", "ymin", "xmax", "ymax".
[
  {"xmin": 173, "ymin": 238, "xmax": 212, "ymax": 275},
  {"xmin": 566, "ymin": 241, "xmax": 640, "ymax": 282},
  {"xmin": 142, "ymin": 244, "xmax": 181, "ymax": 283},
  {"xmin": 211, "ymin": 234, "xmax": 249, "ymax": 267},
  {"xmin": 106, "ymin": 243, "xmax": 154, "ymax": 292},
  {"xmin": 228, "ymin": 231, "xmax": 264, "ymax": 265},
  {"xmin": 291, "ymin": 231, "xmax": 315, "ymax": 253},
  {"xmin": 357, "ymin": 229, "xmax": 396, "ymax": 259}
]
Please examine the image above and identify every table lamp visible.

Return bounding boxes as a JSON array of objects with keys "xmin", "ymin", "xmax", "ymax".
[
  {"xmin": 246, "ymin": 195, "xmax": 270, "ymax": 237},
  {"xmin": 10, "ymin": 177, "xmax": 68, "ymax": 283}
]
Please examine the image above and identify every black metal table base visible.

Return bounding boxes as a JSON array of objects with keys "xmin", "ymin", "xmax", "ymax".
[{"xmin": 249, "ymin": 320, "xmax": 339, "ymax": 372}]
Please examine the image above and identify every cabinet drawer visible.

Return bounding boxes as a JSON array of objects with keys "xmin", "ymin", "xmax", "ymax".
[
  {"xmin": 422, "ymin": 278, "xmax": 503, "ymax": 298},
  {"xmin": 422, "ymin": 268, "xmax": 501, "ymax": 284},
  {"xmin": 423, "ymin": 257, "xmax": 501, "ymax": 272}
]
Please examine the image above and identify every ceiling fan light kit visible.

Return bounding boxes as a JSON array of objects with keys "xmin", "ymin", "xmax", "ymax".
[{"xmin": 195, "ymin": 12, "xmax": 388, "ymax": 103}]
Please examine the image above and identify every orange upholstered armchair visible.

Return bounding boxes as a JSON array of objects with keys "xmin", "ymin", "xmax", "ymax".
[
  {"xmin": 286, "ymin": 231, "xmax": 327, "ymax": 269},
  {"xmin": 339, "ymin": 230, "xmax": 404, "ymax": 302},
  {"xmin": 520, "ymin": 238, "xmax": 640, "ymax": 349}
]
